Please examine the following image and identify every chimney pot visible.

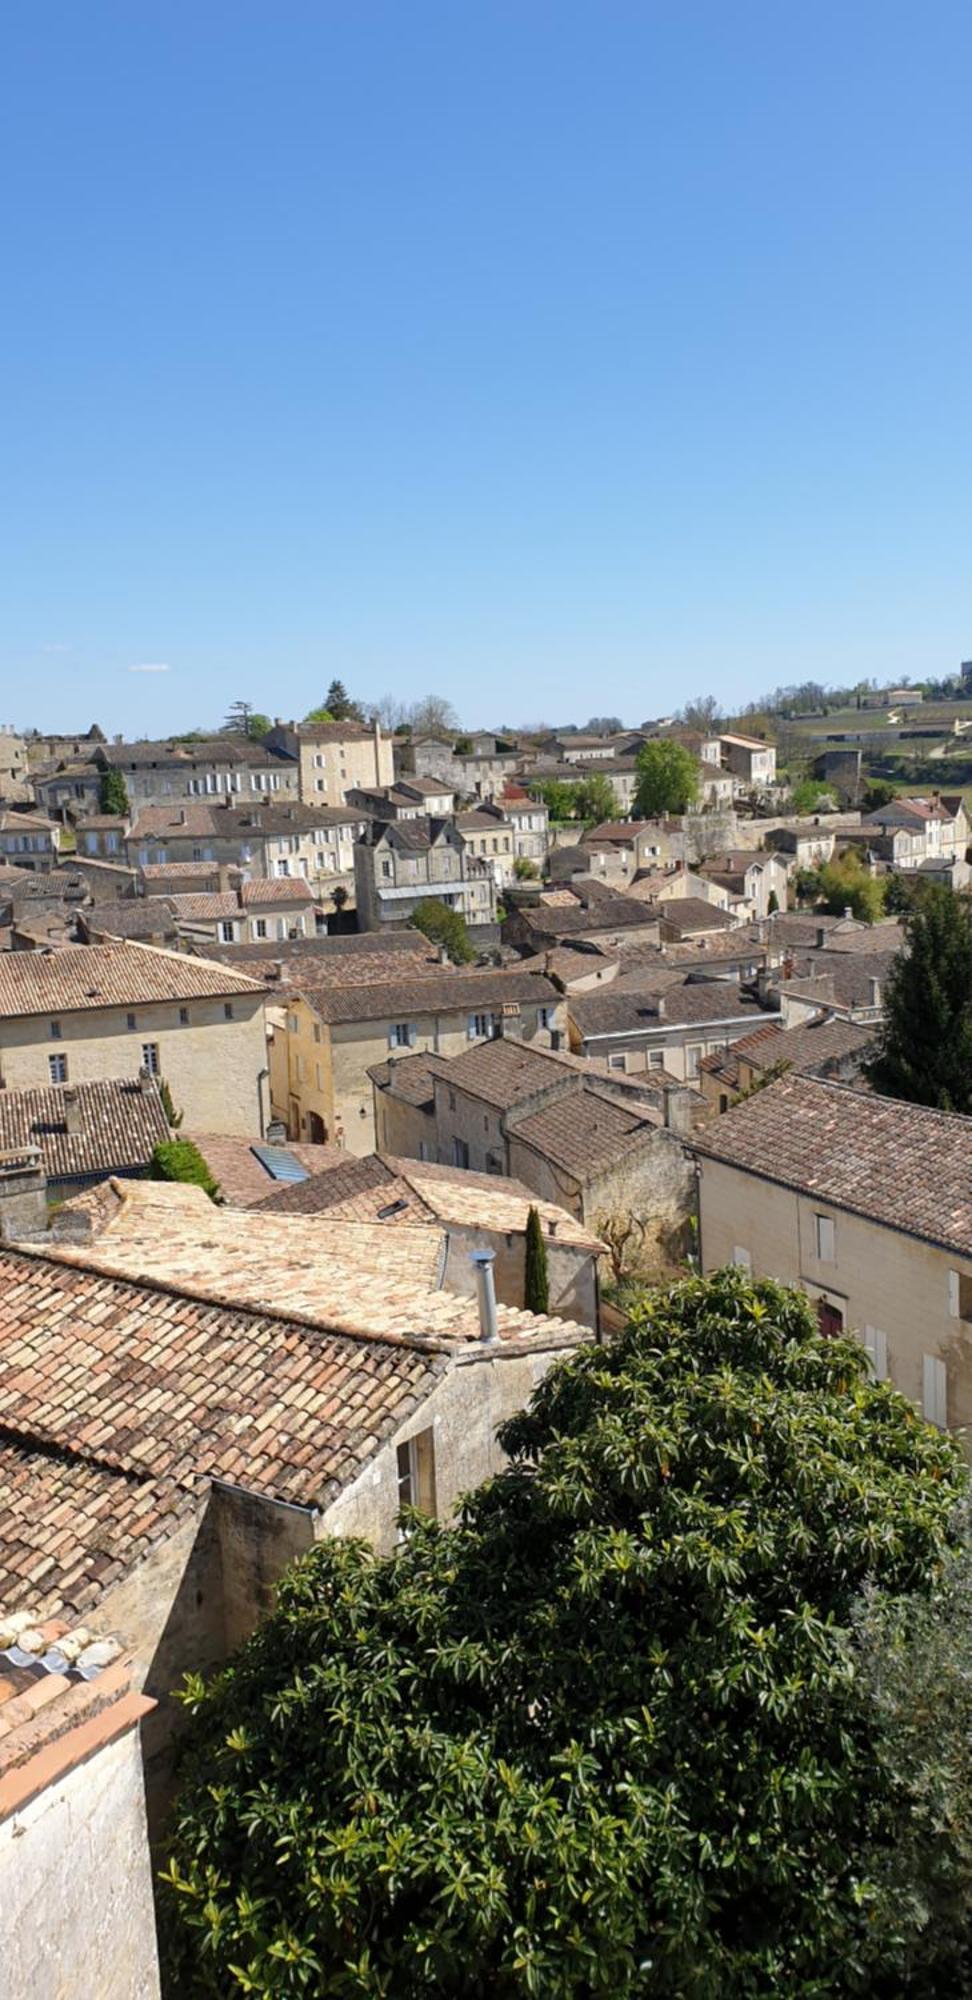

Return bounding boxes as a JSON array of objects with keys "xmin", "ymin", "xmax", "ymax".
[
  {"xmin": 137, "ymin": 1066, "xmax": 154, "ymax": 1095},
  {"xmin": 816, "ymin": 926, "xmax": 826, "ymax": 948},
  {"xmin": 62, "ymin": 1086, "xmax": 82, "ymax": 1134},
  {"xmin": 471, "ymin": 1248, "xmax": 500, "ymax": 1341}
]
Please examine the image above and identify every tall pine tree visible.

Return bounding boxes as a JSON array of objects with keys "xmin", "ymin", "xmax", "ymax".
[
  {"xmin": 524, "ymin": 1204, "xmax": 550, "ymax": 1314},
  {"xmin": 867, "ymin": 885, "xmax": 972, "ymax": 1112}
]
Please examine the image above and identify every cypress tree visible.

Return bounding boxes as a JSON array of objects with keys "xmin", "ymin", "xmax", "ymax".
[
  {"xmin": 98, "ymin": 766, "xmax": 130, "ymax": 816},
  {"xmin": 867, "ymin": 885, "xmax": 972, "ymax": 1113},
  {"xmin": 524, "ymin": 1204, "xmax": 550, "ymax": 1314}
]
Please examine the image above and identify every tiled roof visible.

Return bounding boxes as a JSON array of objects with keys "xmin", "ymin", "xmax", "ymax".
[
  {"xmin": 782, "ymin": 950, "xmax": 899, "ymax": 1011},
  {"xmin": 659, "ymin": 898, "xmax": 735, "ymax": 932},
  {"xmin": 0, "ymin": 1244, "xmax": 448, "ymax": 1508},
  {"xmin": 510, "ymin": 1086, "xmax": 656, "ymax": 1180},
  {"xmin": 193, "ymin": 1135, "xmax": 349, "ymax": 1206},
  {"xmin": 0, "ymin": 1078, "xmax": 170, "ymax": 1181},
  {"xmin": 287, "ymin": 966, "xmax": 562, "ymax": 1026},
  {"xmin": 0, "ymin": 1437, "xmax": 191, "ymax": 1620},
  {"xmin": 240, "ymin": 878, "xmax": 315, "ymax": 906},
  {"xmin": 127, "ymin": 803, "xmax": 223, "ymax": 838},
  {"xmin": 165, "ymin": 893, "xmax": 244, "ymax": 921},
  {"xmin": 0, "ymin": 941, "xmax": 265, "ymax": 1017},
  {"xmin": 81, "ymin": 899, "xmax": 178, "ymax": 939},
  {"xmin": 108, "ymin": 736, "xmax": 289, "ymax": 769},
  {"xmin": 736, "ymin": 1015, "xmax": 877, "ymax": 1074},
  {"xmin": 0, "ymin": 811, "xmax": 57, "ymax": 834},
  {"xmin": 421, "ymin": 1036, "xmax": 578, "ymax": 1110},
  {"xmin": 368, "ymin": 1052, "xmax": 438, "ymax": 1108},
  {"xmin": 693, "ymin": 1074, "xmax": 972, "ymax": 1258},
  {"xmin": 139, "ymin": 860, "xmax": 243, "ymax": 882},
  {"xmin": 296, "ymin": 721, "xmax": 378, "ymax": 743},
  {"xmin": 252, "ymin": 1148, "xmax": 600, "ymax": 1248},
  {"xmin": 255, "ymin": 1154, "xmax": 435, "ymax": 1226},
  {"xmin": 515, "ymin": 894, "xmax": 659, "ymax": 937},
  {"xmin": 570, "ymin": 979, "xmax": 774, "ymax": 1039},
  {"xmin": 43, "ymin": 1179, "xmax": 588, "ymax": 1353}
]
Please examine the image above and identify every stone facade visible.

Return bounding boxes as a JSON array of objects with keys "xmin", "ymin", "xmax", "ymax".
[{"xmin": 266, "ymin": 720, "xmax": 394, "ymax": 807}]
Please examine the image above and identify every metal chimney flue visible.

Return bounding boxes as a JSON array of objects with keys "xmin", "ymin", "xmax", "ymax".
[{"xmin": 471, "ymin": 1248, "xmax": 500, "ymax": 1342}]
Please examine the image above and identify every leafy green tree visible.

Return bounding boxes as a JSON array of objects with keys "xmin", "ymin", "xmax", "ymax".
[
  {"xmin": 816, "ymin": 850, "xmax": 885, "ymax": 923},
  {"xmin": 224, "ymin": 701, "xmax": 271, "ymax": 738},
  {"xmin": 149, "ymin": 1138, "xmax": 219, "ymax": 1201},
  {"xmin": 453, "ymin": 735, "xmax": 473, "ymax": 756},
  {"xmin": 513, "ymin": 856, "xmax": 539, "ymax": 880},
  {"xmin": 862, "ymin": 779, "xmax": 898, "ymax": 810},
  {"xmin": 767, "ymin": 887, "xmax": 779, "ymax": 914},
  {"xmin": 159, "ymin": 1078, "xmax": 183, "ymax": 1129},
  {"xmin": 160, "ymin": 1271, "xmax": 963, "ymax": 1998},
  {"xmin": 572, "ymin": 771, "xmax": 620, "ymax": 822},
  {"xmin": 98, "ymin": 766, "xmax": 129, "ymax": 816},
  {"xmin": 633, "ymin": 738, "xmax": 699, "ymax": 818},
  {"xmin": 523, "ymin": 1205, "xmax": 549, "ymax": 1314},
  {"xmin": 867, "ymin": 885, "xmax": 972, "ymax": 1111},
  {"xmin": 324, "ymin": 680, "xmax": 363, "ymax": 722},
  {"xmin": 854, "ymin": 1509, "xmax": 972, "ymax": 1994},
  {"xmin": 411, "ymin": 897, "xmax": 476, "ymax": 964},
  {"xmin": 532, "ymin": 777, "xmax": 581, "ymax": 822},
  {"xmin": 790, "ymin": 776, "xmax": 829, "ymax": 813},
  {"xmin": 303, "ymin": 706, "xmax": 334, "ymax": 725}
]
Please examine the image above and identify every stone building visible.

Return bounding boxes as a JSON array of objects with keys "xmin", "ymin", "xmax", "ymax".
[
  {"xmin": 568, "ymin": 973, "xmax": 779, "ymax": 1084},
  {"xmin": 0, "ymin": 731, "xmax": 29, "ymax": 803},
  {"xmin": 0, "ymin": 809, "xmax": 60, "ymax": 872},
  {"xmin": 693, "ymin": 1075, "xmax": 972, "ymax": 1445},
  {"xmin": 354, "ymin": 817, "xmax": 498, "ymax": 931},
  {"xmin": 265, "ymin": 718, "xmax": 394, "ymax": 806},
  {"xmin": 0, "ymin": 941, "xmax": 268, "ymax": 1136},
  {"xmin": 100, "ymin": 735, "xmax": 298, "ymax": 806},
  {"xmin": 0, "ymin": 1075, "xmax": 170, "ymax": 1202}
]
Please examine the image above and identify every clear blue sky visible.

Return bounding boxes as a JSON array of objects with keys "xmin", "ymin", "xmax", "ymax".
[{"xmin": 3, "ymin": 2, "xmax": 970, "ymax": 737}]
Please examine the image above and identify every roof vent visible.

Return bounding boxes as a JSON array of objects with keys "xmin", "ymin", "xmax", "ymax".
[{"xmin": 470, "ymin": 1248, "xmax": 500, "ymax": 1342}]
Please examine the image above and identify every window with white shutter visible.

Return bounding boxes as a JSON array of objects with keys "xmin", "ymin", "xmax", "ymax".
[
  {"xmin": 922, "ymin": 1354, "xmax": 947, "ymax": 1428},
  {"xmin": 862, "ymin": 1326, "xmax": 888, "ymax": 1380}
]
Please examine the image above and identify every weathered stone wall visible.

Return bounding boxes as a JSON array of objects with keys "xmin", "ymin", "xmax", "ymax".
[{"xmin": 0, "ymin": 1723, "xmax": 161, "ymax": 1999}]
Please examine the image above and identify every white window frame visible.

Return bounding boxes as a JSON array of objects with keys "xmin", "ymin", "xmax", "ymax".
[
  {"xmin": 48, "ymin": 1052, "xmax": 68, "ymax": 1083},
  {"xmin": 814, "ymin": 1214, "xmax": 836, "ymax": 1263},
  {"xmin": 141, "ymin": 1042, "xmax": 160, "ymax": 1076},
  {"xmin": 922, "ymin": 1353, "xmax": 947, "ymax": 1428}
]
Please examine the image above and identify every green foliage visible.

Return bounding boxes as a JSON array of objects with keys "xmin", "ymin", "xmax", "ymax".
[
  {"xmin": 767, "ymin": 887, "xmax": 779, "ymax": 914},
  {"xmin": 806, "ymin": 849, "xmax": 886, "ymax": 923},
  {"xmin": 453, "ymin": 735, "xmax": 473, "ymax": 756},
  {"xmin": 532, "ymin": 777, "xmax": 582, "ymax": 822},
  {"xmin": 98, "ymin": 766, "xmax": 129, "ymax": 816},
  {"xmin": 862, "ymin": 779, "xmax": 898, "ymax": 810},
  {"xmin": 854, "ymin": 1508, "xmax": 972, "ymax": 1992},
  {"xmin": 302, "ymin": 706, "xmax": 334, "ymax": 724},
  {"xmin": 149, "ymin": 1139, "xmax": 219, "ymax": 1201},
  {"xmin": 790, "ymin": 776, "xmax": 829, "ymax": 813},
  {"xmin": 160, "ymin": 1271, "xmax": 964, "ymax": 1998},
  {"xmin": 572, "ymin": 771, "xmax": 620, "ymax": 822},
  {"xmin": 322, "ymin": 680, "xmax": 363, "ymax": 722},
  {"xmin": 523, "ymin": 1205, "xmax": 549, "ymax": 1314},
  {"xmin": 159, "ymin": 1078, "xmax": 183, "ymax": 1129},
  {"xmin": 867, "ymin": 885, "xmax": 972, "ymax": 1111},
  {"xmin": 411, "ymin": 897, "xmax": 476, "ymax": 964},
  {"xmin": 633, "ymin": 738, "xmax": 699, "ymax": 818},
  {"xmin": 247, "ymin": 713, "xmax": 272, "ymax": 740},
  {"xmin": 513, "ymin": 856, "xmax": 539, "ymax": 880}
]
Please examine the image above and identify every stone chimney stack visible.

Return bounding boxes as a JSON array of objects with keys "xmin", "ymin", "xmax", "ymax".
[
  {"xmin": 63, "ymin": 1087, "xmax": 82, "ymax": 1136},
  {"xmin": 137, "ymin": 1066, "xmax": 155, "ymax": 1096},
  {"xmin": 869, "ymin": 977, "xmax": 882, "ymax": 1009},
  {"xmin": 0, "ymin": 1146, "xmax": 47, "ymax": 1242},
  {"xmin": 655, "ymin": 994, "xmax": 666, "ymax": 1020},
  {"xmin": 816, "ymin": 925, "xmax": 827, "ymax": 948},
  {"xmin": 217, "ymin": 863, "xmax": 231, "ymax": 893}
]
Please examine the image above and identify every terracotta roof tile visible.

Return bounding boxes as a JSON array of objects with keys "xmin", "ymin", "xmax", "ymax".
[
  {"xmin": 0, "ymin": 1078, "xmax": 170, "ymax": 1182},
  {"xmin": 0, "ymin": 941, "xmax": 265, "ymax": 1016}
]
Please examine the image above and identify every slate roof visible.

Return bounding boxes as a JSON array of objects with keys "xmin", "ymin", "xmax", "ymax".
[
  {"xmin": 693, "ymin": 1075, "xmax": 972, "ymax": 1259},
  {"xmin": 0, "ymin": 942, "xmax": 265, "ymax": 1017},
  {"xmin": 0, "ymin": 1078, "xmax": 170, "ymax": 1182}
]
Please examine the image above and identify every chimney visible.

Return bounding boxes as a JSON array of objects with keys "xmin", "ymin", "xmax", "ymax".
[
  {"xmin": 0, "ymin": 1145, "xmax": 47, "ymax": 1242},
  {"xmin": 843, "ymin": 905, "xmax": 853, "ymax": 920},
  {"xmin": 269, "ymin": 959, "xmax": 284, "ymax": 981},
  {"xmin": 217, "ymin": 863, "xmax": 231, "ymax": 893},
  {"xmin": 63, "ymin": 1086, "xmax": 82, "ymax": 1135},
  {"xmin": 816, "ymin": 925, "xmax": 827, "ymax": 948},
  {"xmin": 438, "ymin": 944, "xmax": 450, "ymax": 965},
  {"xmin": 656, "ymin": 994, "xmax": 666, "ymax": 1020},
  {"xmin": 137, "ymin": 1066, "xmax": 155, "ymax": 1096},
  {"xmin": 266, "ymin": 1118, "xmax": 288, "ymax": 1143},
  {"xmin": 471, "ymin": 1249, "xmax": 500, "ymax": 1341},
  {"xmin": 177, "ymin": 808, "xmax": 186, "ymax": 826},
  {"xmin": 869, "ymin": 977, "xmax": 881, "ymax": 1009}
]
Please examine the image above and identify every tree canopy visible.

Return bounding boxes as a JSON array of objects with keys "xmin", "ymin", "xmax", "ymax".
[
  {"xmin": 149, "ymin": 1138, "xmax": 219, "ymax": 1201},
  {"xmin": 411, "ymin": 897, "xmax": 476, "ymax": 964},
  {"xmin": 633, "ymin": 738, "xmax": 699, "ymax": 818},
  {"xmin": 98, "ymin": 766, "xmax": 129, "ymax": 816},
  {"xmin": 160, "ymin": 1271, "xmax": 964, "ymax": 1997},
  {"xmin": 867, "ymin": 884, "xmax": 972, "ymax": 1112}
]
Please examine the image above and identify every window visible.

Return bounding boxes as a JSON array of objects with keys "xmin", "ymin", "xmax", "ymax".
[
  {"xmin": 126, "ymin": 1012, "xmax": 137, "ymax": 1031},
  {"xmin": 276, "ymin": 859, "xmax": 290, "ymax": 877},
  {"xmin": 453, "ymin": 1137, "xmax": 470, "ymax": 1169},
  {"xmin": 923, "ymin": 1353, "xmax": 947, "ymax": 1428},
  {"xmin": 389, "ymin": 1022, "xmax": 414, "ymax": 1048},
  {"xmin": 648, "ymin": 1050, "xmax": 665, "ymax": 1070},
  {"xmin": 224, "ymin": 1002, "xmax": 234, "ymax": 1020},
  {"xmin": 419, "ymin": 1139, "xmax": 432, "ymax": 1161},
  {"xmin": 253, "ymin": 918, "xmax": 267, "ymax": 939},
  {"xmin": 219, "ymin": 921, "xmax": 235, "ymax": 943},
  {"xmin": 538, "ymin": 1006, "xmax": 553, "ymax": 1030},
  {"xmin": 862, "ymin": 1326, "xmax": 888, "ymax": 1380},
  {"xmin": 949, "ymin": 1270, "xmax": 972, "ymax": 1322},
  {"xmin": 448, "ymin": 1089, "xmax": 456, "ymax": 1111},
  {"xmin": 468, "ymin": 1012, "xmax": 493, "ymax": 1040},
  {"xmin": 287, "ymin": 1012, "xmax": 299, "ymax": 1034},
  {"xmin": 179, "ymin": 1007, "xmax": 189, "ymax": 1026},
  {"xmin": 817, "ymin": 1298, "xmax": 844, "ymax": 1339},
  {"xmin": 48, "ymin": 1052, "xmax": 68, "ymax": 1083},
  {"xmin": 814, "ymin": 1214, "xmax": 836, "ymax": 1263},
  {"xmin": 685, "ymin": 1043, "xmax": 704, "ymax": 1078},
  {"xmin": 608, "ymin": 1052, "xmax": 627, "ymax": 1072},
  {"xmin": 732, "ymin": 1246, "xmax": 752, "ymax": 1272},
  {"xmin": 49, "ymin": 1020, "xmax": 61, "ymax": 1040},
  {"xmin": 381, "ymin": 859, "xmax": 392, "ymax": 879},
  {"xmin": 141, "ymin": 1043, "xmax": 160, "ymax": 1076}
]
